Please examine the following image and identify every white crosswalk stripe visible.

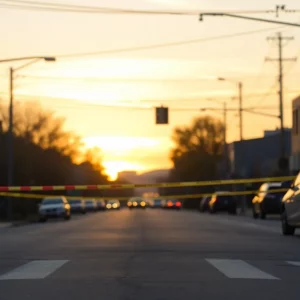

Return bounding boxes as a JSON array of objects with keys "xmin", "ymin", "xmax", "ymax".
[
  {"xmin": 286, "ymin": 261, "xmax": 300, "ymax": 267},
  {"xmin": 0, "ymin": 260, "xmax": 69, "ymax": 280},
  {"xmin": 1, "ymin": 259, "xmax": 299, "ymax": 281},
  {"xmin": 205, "ymin": 259, "xmax": 279, "ymax": 280}
]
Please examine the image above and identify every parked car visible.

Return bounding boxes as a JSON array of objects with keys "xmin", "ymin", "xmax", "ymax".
[
  {"xmin": 85, "ymin": 199, "xmax": 97, "ymax": 212},
  {"xmin": 97, "ymin": 199, "xmax": 106, "ymax": 211},
  {"xmin": 106, "ymin": 199, "xmax": 121, "ymax": 210},
  {"xmin": 252, "ymin": 182, "xmax": 287, "ymax": 219},
  {"xmin": 68, "ymin": 199, "xmax": 86, "ymax": 214},
  {"xmin": 127, "ymin": 197, "xmax": 146, "ymax": 209},
  {"xmin": 281, "ymin": 175, "xmax": 300, "ymax": 235},
  {"xmin": 208, "ymin": 192, "xmax": 237, "ymax": 214},
  {"xmin": 38, "ymin": 196, "xmax": 71, "ymax": 222},
  {"xmin": 199, "ymin": 196, "xmax": 211, "ymax": 212},
  {"xmin": 149, "ymin": 198, "xmax": 163, "ymax": 208},
  {"xmin": 163, "ymin": 199, "xmax": 182, "ymax": 210}
]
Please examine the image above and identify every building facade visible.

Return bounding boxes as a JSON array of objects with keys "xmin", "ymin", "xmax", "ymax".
[
  {"xmin": 290, "ymin": 96, "xmax": 300, "ymax": 172},
  {"xmin": 229, "ymin": 129, "xmax": 291, "ymax": 178}
]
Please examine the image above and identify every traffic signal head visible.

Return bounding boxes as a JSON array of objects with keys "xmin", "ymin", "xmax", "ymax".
[{"xmin": 155, "ymin": 107, "xmax": 169, "ymax": 125}]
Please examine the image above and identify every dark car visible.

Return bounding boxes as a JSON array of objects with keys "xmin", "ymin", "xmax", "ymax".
[
  {"xmin": 252, "ymin": 182, "xmax": 287, "ymax": 219},
  {"xmin": 127, "ymin": 198, "xmax": 146, "ymax": 209},
  {"xmin": 97, "ymin": 200, "xmax": 106, "ymax": 211},
  {"xmin": 150, "ymin": 198, "xmax": 163, "ymax": 208},
  {"xmin": 68, "ymin": 199, "xmax": 86, "ymax": 214},
  {"xmin": 199, "ymin": 196, "xmax": 211, "ymax": 212},
  {"xmin": 164, "ymin": 199, "xmax": 182, "ymax": 210},
  {"xmin": 209, "ymin": 192, "xmax": 237, "ymax": 214}
]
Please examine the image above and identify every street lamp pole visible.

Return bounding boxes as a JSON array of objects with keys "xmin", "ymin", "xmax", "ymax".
[{"xmin": 1, "ymin": 56, "xmax": 56, "ymax": 220}]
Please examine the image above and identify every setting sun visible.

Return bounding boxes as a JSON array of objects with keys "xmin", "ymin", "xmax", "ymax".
[{"xmin": 83, "ymin": 136, "xmax": 164, "ymax": 180}]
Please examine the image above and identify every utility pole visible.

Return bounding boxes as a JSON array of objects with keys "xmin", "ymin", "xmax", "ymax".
[
  {"xmin": 223, "ymin": 102, "xmax": 227, "ymax": 145},
  {"xmin": 8, "ymin": 68, "xmax": 13, "ymax": 187},
  {"xmin": 238, "ymin": 82, "xmax": 243, "ymax": 141},
  {"xmin": 7, "ymin": 68, "xmax": 13, "ymax": 220},
  {"xmin": 266, "ymin": 33, "xmax": 296, "ymax": 159}
]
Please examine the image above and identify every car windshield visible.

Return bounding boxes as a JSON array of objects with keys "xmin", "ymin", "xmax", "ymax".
[
  {"xmin": 42, "ymin": 199, "xmax": 63, "ymax": 205},
  {"xmin": 69, "ymin": 200, "xmax": 81, "ymax": 204}
]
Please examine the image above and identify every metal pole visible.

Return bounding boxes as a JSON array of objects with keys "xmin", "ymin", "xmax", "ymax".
[
  {"xmin": 7, "ymin": 67, "xmax": 13, "ymax": 220},
  {"xmin": 223, "ymin": 102, "xmax": 227, "ymax": 145},
  {"xmin": 278, "ymin": 32, "xmax": 285, "ymax": 158},
  {"xmin": 238, "ymin": 82, "xmax": 243, "ymax": 141}
]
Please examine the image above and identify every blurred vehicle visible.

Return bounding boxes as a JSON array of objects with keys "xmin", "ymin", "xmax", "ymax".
[
  {"xmin": 127, "ymin": 197, "xmax": 146, "ymax": 209},
  {"xmin": 149, "ymin": 198, "xmax": 163, "ymax": 208},
  {"xmin": 252, "ymin": 182, "xmax": 287, "ymax": 219},
  {"xmin": 199, "ymin": 196, "xmax": 211, "ymax": 212},
  {"xmin": 85, "ymin": 199, "xmax": 97, "ymax": 212},
  {"xmin": 39, "ymin": 196, "xmax": 71, "ymax": 222},
  {"xmin": 97, "ymin": 199, "xmax": 106, "ymax": 211},
  {"xmin": 106, "ymin": 199, "xmax": 120, "ymax": 210},
  {"xmin": 281, "ymin": 176, "xmax": 300, "ymax": 235},
  {"xmin": 68, "ymin": 199, "xmax": 86, "ymax": 214},
  {"xmin": 208, "ymin": 192, "xmax": 237, "ymax": 214},
  {"xmin": 164, "ymin": 199, "xmax": 182, "ymax": 210}
]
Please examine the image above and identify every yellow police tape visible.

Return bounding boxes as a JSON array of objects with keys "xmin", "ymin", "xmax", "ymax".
[
  {"xmin": 0, "ymin": 175, "xmax": 295, "ymax": 191},
  {"xmin": 0, "ymin": 188, "xmax": 290, "ymax": 201}
]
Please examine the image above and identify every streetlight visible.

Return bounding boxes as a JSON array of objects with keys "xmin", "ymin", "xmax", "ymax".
[
  {"xmin": 1, "ymin": 56, "xmax": 56, "ymax": 220},
  {"xmin": 217, "ymin": 77, "xmax": 243, "ymax": 141}
]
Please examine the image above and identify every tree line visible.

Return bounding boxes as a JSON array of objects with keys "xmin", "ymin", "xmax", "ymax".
[
  {"xmin": 157, "ymin": 115, "xmax": 270, "ymax": 209},
  {"xmin": 0, "ymin": 102, "xmax": 133, "ymax": 220}
]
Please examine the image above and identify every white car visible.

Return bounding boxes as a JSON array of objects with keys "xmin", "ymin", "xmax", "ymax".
[{"xmin": 39, "ymin": 197, "xmax": 71, "ymax": 222}]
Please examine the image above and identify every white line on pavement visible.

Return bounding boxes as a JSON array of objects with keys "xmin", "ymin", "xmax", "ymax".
[
  {"xmin": 206, "ymin": 259, "xmax": 279, "ymax": 280},
  {"xmin": 286, "ymin": 261, "xmax": 300, "ymax": 267},
  {"xmin": 0, "ymin": 260, "xmax": 69, "ymax": 280}
]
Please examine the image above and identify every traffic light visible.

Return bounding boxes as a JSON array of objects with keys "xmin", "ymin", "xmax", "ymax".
[{"xmin": 155, "ymin": 106, "xmax": 169, "ymax": 125}]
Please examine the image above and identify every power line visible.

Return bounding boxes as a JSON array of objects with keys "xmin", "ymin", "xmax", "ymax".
[
  {"xmin": 0, "ymin": 1, "xmax": 297, "ymax": 15},
  {"xmin": 55, "ymin": 26, "xmax": 286, "ymax": 59},
  {"xmin": 0, "ymin": 92, "xmax": 291, "ymax": 111}
]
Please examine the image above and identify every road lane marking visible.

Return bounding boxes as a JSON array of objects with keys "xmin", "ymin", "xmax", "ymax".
[
  {"xmin": 286, "ymin": 261, "xmax": 300, "ymax": 267},
  {"xmin": 206, "ymin": 259, "xmax": 279, "ymax": 280},
  {"xmin": 0, "ymin": 260, "xmax": 69, "ymax": 280}
]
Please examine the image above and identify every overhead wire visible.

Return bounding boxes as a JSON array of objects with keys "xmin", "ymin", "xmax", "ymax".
[
  {"xmin": 54, "ymin": 26, "xmax": 287, "ymax": 59},
  {"xmin": 0, "ymin": 1, "xmax": 298, "ymax": 15}
]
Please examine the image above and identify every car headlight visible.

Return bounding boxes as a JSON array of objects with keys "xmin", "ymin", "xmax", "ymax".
[{"xmin": 106, "ymin": 204, "xmax": 112, "ymax": 209}]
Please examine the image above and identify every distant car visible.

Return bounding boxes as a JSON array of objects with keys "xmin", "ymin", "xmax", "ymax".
[
  {"xmin": 97, "ymin": 200, "xmax": 106, "ymax": 211},
  {"xmin": 38, "ymin": 197, "xmax": 71, "ymax": 222},
  {"xmin": 281, "ymin": 175, "xmax": 300, "ymax": 235},
  {"xmin": 68, "ymin": 199, "xmax": 86, "ymax": 214},
  {"xmin": 106, "ymin": 199, "xmax": 120, "ymax": 210},
  {"xmin": 85, "ymin": 199, "xmax": 97, "ymax": 212},
  {"xmin": 252, "ymin": 182, "xmax": 287, "ymax": 219},
  {"xmin": 209, "ymin": 192, "xmax": 237, "ymax": 214},
  {"xmin": 127, "ymin": 197, "xmax": 146, "ymax": 209},
  {"xmin": 164, "ymin": 199, "xmax": 182, "ymax": 210},
  {"xmin": 199, "ymin": 196, "xmax": 211, "ymax": 212},
  {"xmin": 150, "ymin": 198, "xmax": 163, "ymax": 208}
]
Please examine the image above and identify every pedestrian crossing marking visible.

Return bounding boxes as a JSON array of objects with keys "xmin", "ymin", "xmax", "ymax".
[
  {"xmin": 286, "ymin": 261, "xmax": 300, "ymax": 267},
  {"xmin": 0, "ymin": 260, "xmax": 69, "ymax": 280},
  {"xmin": 205, "ymin": 259, "xmax": 279, "ymax": 280}
]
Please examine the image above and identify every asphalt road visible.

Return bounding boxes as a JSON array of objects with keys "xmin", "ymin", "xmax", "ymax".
[{"xmin": 1, "ymin": 209, "xmax": 300, "ymax": 300}]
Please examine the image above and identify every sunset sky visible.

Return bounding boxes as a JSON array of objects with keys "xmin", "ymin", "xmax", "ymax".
[{"xmin": 0, "ymin": 0, "xmax": 300, "ymax": 180}]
